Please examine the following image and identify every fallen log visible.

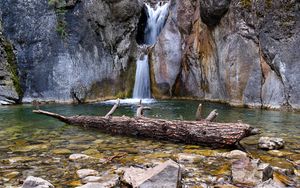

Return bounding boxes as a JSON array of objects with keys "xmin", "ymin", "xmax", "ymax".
[{"xmin": 33, "ymin": 105, "xmax": 259, "ymax": 147}]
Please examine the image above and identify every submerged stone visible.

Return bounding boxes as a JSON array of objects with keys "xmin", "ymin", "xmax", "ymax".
[
  {"xmin": 183, "ymin": 149, "xmax": 218, "ymax": 157},
  {"xmin": 76, "ymin": 169, "xmax": 99, "ymax": 179},
  {"xmin": 177, "ymin": 153, "xmax": 205, "ymax": 164},
  {"xmin": 7, "ymin": 156, "xmax": 36, "ymax": 164},
  {"xmin": 3, "ymin": 171, "xmax": 20, "ymax": 180},
  {"xmin": 218, "ymin": 150, "xmax": 247, "ymax": 159},
  {"xmin": 69, "ymin": 154, "xmax": 91, "ymax": 161},
  {"xmin": 82, "ymin": 176, "xmax": 102, "ymax": 184},
  {"xmin": 51, "ymin": 149, "xmax": 72, "ymax": 155},
  {"xmin": 10, "ymin": 144, "xmax": 49, "ymax": 152},
  {"xmin": 267, "ymin": 150, "xmax": 294, "ymax": 158},
  {"xmin": 21, "ymin": 176, "xmax": 54, "ymax": 188}
]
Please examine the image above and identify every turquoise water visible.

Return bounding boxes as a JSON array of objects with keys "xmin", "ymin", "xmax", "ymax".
[{"xmin": 0, "ymin": 100, "xmax": 299, "ymax": 187}]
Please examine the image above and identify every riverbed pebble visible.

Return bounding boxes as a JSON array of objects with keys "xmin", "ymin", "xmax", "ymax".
[
  {"xmin": 76, "ymin": 169, "xmax": 99, "ymax": 179},
  {"xmin": 21, "ymin": 176, "xmax": 54, "ymax": 188},
  {"xmin": 69, "ymin": 154, "xmax": 91, "ymax": 161}
]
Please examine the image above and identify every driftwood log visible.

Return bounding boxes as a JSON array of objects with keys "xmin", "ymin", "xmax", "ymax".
[{"xmin": 32, "ymin": 102, "xmax": 259, "ymax": 148}]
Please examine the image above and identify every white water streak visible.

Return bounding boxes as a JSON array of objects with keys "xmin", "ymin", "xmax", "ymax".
[{"xmin": 133, "ymin": 2, "xmax": 169, "ymax": 99}]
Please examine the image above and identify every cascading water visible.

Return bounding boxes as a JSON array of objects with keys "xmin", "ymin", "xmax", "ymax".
[
  {"xmin": 133, "ymin": 54, "xmax": 151, "ymax": 98},
  {"xmin": 132, "ymin": 2, "xmax": 169, "ymax": 99}
]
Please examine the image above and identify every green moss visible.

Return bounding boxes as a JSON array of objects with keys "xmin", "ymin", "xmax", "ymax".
[
  {"xmin": 48, "ymin": 0, "xmax": 68, "ymax": 39},
  {"xmin": 241, "ymin": 0, "xmax": 252, "ymax": 9},
  {"xmin": 266, "ymin": 0, "xmax": 272, "ymax": 9},
  {"xmin": 3, "ymin": 41, "xmax": 23, "ymax": 99}
]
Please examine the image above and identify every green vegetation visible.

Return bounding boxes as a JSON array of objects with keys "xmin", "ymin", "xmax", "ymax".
[
  {"xmin": 3, "ymin": 41, "xmax": 23, "ymax": 98},
  {"xmin": 241, "ymin": 0, "xmax": 252, "ymax": 9},
  {"xmin": 266, "ymin": 0, "xmax": 272, "ymax": 9},
  {"xmin": 48, "ymin": 0, "xmax": 68, "ymax": 39}
]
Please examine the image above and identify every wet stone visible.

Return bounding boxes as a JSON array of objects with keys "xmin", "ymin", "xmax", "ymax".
[
  {"xmin": 82, "ymin": 176, "xmax": 102, "ymax": 184},
  {"xmin": 52, "ymin": 148, "xmax": 72, "ymax": 155},
  {"xmin": 21, "ymin": 176, "xmax": 54, "ymax": 188},
  {"xmin": 259, "ymin": 137, "xmax": 285, "ymax": 150},
  {"xmin": 69, "ymin": 154, "xmax": 91, "ymax": 161},
  {"xmin": 177, "ymin": 153, "xmax": 205, "ymax": 164},
  {"xmin": 267, "ymin": 150, "xmax": 294, "ymax": 157},
  {"xmin": 3, "ymin": 171, "xmax": 20, "ymax": 180},
  {"xmin": 76, "ymin": 169, "xmax": 99, "ymax": 179},
  {"xmin": 123, "ymin": 159, "xmax": 181, "ymax": 188},
  {"xmin": 231, "ymin": 157, "xmax": 273, "ymax": 186},
  {"xmin": 218, "ymin": 150, "xmax": 247, "ymax": 159},
  {"xmin": 10, "ymin": 144, "xmax": 49, "ymax": 152},
  {"xmin": 7, "ymin": 156, "xmax": 36, "ymax": 164}
]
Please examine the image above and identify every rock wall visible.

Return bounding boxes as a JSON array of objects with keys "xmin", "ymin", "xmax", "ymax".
[
  {"xmin": 150, "ymin": 0, "xmax": 300, "ymax": 110},
  {"xmin": 0, "ymin": 0, "xmax": 142, "ymax": 103},
  {"xmin": 0, "ymin": 18, "xmax": 21, "ymax": 104}
]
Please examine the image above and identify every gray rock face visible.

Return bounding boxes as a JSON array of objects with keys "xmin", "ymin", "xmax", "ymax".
[
  {"xmin": 123, "ymin": 159, "xmax": 181, "ymax": 188},
  {"xmin": 0, "ymin": 0, "xmax": 142, "ymax": 103},
  {"xmin": 150, "ymin": 1, "xmax": 182, "ymax": 97},
  {"xmin": 0, "ymin": 20, "xmax": 20, "ymax": 104},
  {"xmin": 231, "ymin": 157, "xmax": 273, "ymax": 186},
  {"xmin": 258, "ymin": 137, "xmax": 285, "ymax": 150},
  {"xmin": 170, "ymin": 0, "xmax": 300, "ymax": 110},
  {"xmin": 21, "ymin": 176, "xmax": 54, "ymax": 188}
]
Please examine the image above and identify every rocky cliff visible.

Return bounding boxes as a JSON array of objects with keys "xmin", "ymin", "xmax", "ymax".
[
  {"xmin": 150, "ymin": 0, "xmax": 300, "ymax": 110},
  {"xmin": 0, "ymin": 18, "xmax": 22, "ymax": 104},
  {"xmin": 0, "ymin": 0, "xmax": 299, "ymax": 110},
  {"xmin": 0, "ymin": 0, "xmax": 142, "ymax": 103}
]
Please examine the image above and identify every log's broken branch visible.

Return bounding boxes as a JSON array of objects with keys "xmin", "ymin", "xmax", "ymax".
[
  {"xmin": 136, "ymin": 106, "xmax": 151, "ymax": 117},
  {"xmin": 206, "ymin": 109, "xmax": 218, "ymax": 122},
  {"xmin": 195, "ymin": 103, "xmax": 202, "ymax": 121},
  {"xmin": 105, "ymin": 99, "xmax": 120, "ymax": 118}
]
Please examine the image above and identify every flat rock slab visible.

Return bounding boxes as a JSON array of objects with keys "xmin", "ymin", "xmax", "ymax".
[
  {"xmin": 232, "ymin": 157, "xmax": 273, "ymax": 186},
  {"xmin": 21, "ymin": 176, "xmax": 54, "ymax": 188},
  {"xmin": 123, "ymin": 159, "xmax": 181, "ymax": 188},
  {"xmin": 259, "ymin": 137, "xmax": 285, "ymax": 150}
]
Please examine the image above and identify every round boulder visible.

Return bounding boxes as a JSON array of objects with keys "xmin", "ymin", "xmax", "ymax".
[{"xmin": 258, "ymin": 137, "xmax": 285, "ymax": 150}]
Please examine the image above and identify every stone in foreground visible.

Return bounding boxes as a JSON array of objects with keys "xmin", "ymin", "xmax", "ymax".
[
  {"xmin": 258, "ymin": 137, "xmax": 285, "ymax": 150},
  {"xmin": 21, "ymin": 176, "xmax": 54, "ymax": 188},
  {"xmin": 123, "ymin": 159, "xmax": 181, "ymax": 188},
  {"xmin": 231, "ymin": 157, "xmax": 273, "ymax": 186}
]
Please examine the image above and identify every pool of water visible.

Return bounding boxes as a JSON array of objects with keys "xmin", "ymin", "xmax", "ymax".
[{"xmin": 0, "ymin": 100, "xmax": 299, "ymax": 187}]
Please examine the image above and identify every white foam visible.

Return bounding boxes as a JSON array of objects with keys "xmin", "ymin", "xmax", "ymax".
[{"xmin": 102, "ymin": 98, "xmax": 156, "ymax": 105}]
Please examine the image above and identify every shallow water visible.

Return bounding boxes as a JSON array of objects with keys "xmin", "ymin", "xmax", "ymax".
[{"xmin": 0, "ymin": 100, "xmax": 299, "ymax": 187}]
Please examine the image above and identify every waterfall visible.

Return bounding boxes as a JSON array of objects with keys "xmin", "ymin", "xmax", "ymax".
[
  {"xmin": 133, "ymin": 2, "xmax": 169, "ymax": 99},
  {"xmin": 144, "ymin": 2, "xmax": 170, "ymax": 45},
  {"xmin": 133, "ymin": 54, "xmax": 151, "ymax": 98}
]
